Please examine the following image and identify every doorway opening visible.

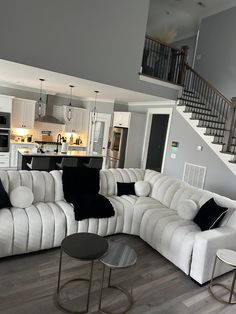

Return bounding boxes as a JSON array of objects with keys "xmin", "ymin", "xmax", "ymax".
[
  {"xmin": 146, "ymin": 114, "xmax": 169, "ymax": 171},
  {"xmin": 142, "ymin": 108, "xmax": 173, "ymax": 172}
]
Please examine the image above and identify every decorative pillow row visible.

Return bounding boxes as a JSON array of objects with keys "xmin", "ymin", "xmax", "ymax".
[
  {"xmin": 177, "ymin": 197, "xmax": 229, "ymax": 231},
  {"xmin": 0, "ymin": 179, "xmax": 34, "ymax": 209},
  {"xmin": 117, "ymin": 181, "xmax": 151, "ymax": 197}
]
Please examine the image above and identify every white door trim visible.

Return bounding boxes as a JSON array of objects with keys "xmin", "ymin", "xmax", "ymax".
[
  {"xmin": 141, "ymin": 107, "xmax": 173, "ymax": 172},
  {"xmin": 88, "ymin": 112, "xmax": 111, "ymax": 168}
]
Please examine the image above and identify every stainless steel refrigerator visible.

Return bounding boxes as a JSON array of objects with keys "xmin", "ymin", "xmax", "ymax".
[{"xmin": 106, "ymin": 127, "xmax": 128, "ymax": 168}]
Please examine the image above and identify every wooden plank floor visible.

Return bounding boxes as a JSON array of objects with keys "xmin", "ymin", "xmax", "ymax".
[{"xmin": 0, "ymin": 234, "xmax": 236, "ymax": 314}]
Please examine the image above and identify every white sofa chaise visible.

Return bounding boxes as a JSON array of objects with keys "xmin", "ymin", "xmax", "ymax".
[{"xmin": 0, "ymin": 168, "xmax": 236, "ymax": 284}]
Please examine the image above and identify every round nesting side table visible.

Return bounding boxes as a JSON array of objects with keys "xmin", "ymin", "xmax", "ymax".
[
  {"xmin": 56, "ymin": 232, "xmax": 108, "ymax": 314},
  {"xmin": 98, "ymin": 240, "xmax": 137, "ymax": 314},
  {"xmin": 209, "ymin": 249, "xmax": 236, "ymax": 304}
]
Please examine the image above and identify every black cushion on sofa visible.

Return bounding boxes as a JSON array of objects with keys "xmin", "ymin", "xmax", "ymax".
[
  {"xmin": 193, "ymin": 198, "xmax": 228, "ymax": 231},
  {"xmin": 117, "ymin": 182, "xmax": 135, "ymax": 196},
  {"xmin": 62, "ymin": 166, "xmax": 100, "ymax": 202},
  {"xmin": 0, "ymin": 178, "xmax": 11, "ymax": 209},
  {"xmin": 62, "ymin": 166, "xmax": 114, "ymax": 221},
  {"xmin": 73, "ymin": 194, "xmax": 115, "ymax": 221}
]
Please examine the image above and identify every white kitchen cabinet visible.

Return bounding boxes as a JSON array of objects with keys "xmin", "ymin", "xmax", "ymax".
[
  {"xmin": 12, "ymin": 98, "xmax": 36, "ymax": 128},
  {"xmin": 113, "ymin": 112, "xmax": 131, "ymax": 128},
  {"xmin": 10, "ymin": 143, "xmax": 34, "ymax": 168},
  {"xmin": 0, "ymin": 95, "xmax": 13, "ymax": 113},
  {"xmin": 53, "ymin": 105, "xmax": 89, "ymax": 134},
  {"xmin": 0, "ymin": 152, "xmax": 10, "ymax": 168}
]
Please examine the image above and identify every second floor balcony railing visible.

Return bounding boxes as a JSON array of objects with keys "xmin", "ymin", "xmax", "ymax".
[{"xmin": 141, "ymin": 36, "xmax": 188, "ymax": 85}]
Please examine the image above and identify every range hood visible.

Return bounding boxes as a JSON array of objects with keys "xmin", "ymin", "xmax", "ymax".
[{"xmin": 35, "ymin": 95, "xmax": 65, "ymax": 125}]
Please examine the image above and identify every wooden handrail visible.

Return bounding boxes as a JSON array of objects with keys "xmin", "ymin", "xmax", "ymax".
[
  {"xmin": 145, "ymin": 35, "xmax": 180, "ymax": 52},
  {"xmin": 185, "ymin": 64, "xmax": 232, "ymax": 106}
]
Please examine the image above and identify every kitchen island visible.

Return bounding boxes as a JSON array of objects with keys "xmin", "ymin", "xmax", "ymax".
[{"xmin": 17, "ymin": 149, "xmax": 104, "ymax": 171}]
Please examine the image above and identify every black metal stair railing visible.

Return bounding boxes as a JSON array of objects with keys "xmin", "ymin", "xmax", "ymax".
[
  {"xmin": 179, "ymin": 64, "xmax": 236, "ymax": 162},
  {"xmin": 141, "ymin": 36, "xmax": 188, "ymax": 85}
]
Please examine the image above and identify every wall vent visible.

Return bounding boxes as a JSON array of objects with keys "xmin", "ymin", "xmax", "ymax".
[{"xmin": 182, "ymin": 162, "xmax": 206, "ymax": 189}]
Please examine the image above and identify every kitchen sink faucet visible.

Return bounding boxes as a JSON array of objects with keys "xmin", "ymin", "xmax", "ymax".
[{"xmin": 54, "ymin": 133, "xmax": 62, "ymax": 153}]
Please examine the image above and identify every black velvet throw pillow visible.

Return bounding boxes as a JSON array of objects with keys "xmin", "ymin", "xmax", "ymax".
[
  {"xmin": 0, "ymin": 178, "xmax": 11, "ymax": 209},
  {"xmin": 73, "ymin": 194, "xmax": 115, "ymax": 221},
  {"xmin": 193, "ymin": 198, "xmax": 228, "ymax": 231},
  {"xmin": 62, "ymin": 166, "xmax": 100, "ymax": 203},
  {"xmin": 117, "ymin": 182, "xmax": 135, "ymax": 196}
]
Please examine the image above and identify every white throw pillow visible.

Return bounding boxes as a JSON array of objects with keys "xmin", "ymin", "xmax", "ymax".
[
  {"xmin": 10, "ymin": 186, "xmax": 34, "ymax": 208},
  {"xmin": 135, "ymin": 181, "xmax": 151, "ymax": 197},
  {"xmin": 177, "ymin": 199, "xmax": 198, "ymax": 220}
]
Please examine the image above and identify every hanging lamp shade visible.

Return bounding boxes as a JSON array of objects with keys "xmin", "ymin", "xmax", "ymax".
[
  {"xmin": 67, "ymin": 85, "xmax": 74, "ymax": 121},
  {"xmin": 92, "ymin": 90, "xmax": 99, "ymax": 124},
  {"xmin": 37, "ymin": 78, "xmax": 45, "ymax": 118}
]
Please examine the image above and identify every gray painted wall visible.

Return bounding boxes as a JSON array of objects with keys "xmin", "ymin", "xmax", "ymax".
[
  {"xmin": 0, "ymin": 0, "xmax": 178, "ymax": 101},
  {"xmin": 195, "ymin": 7, "xmax": 236, "ymax": 99},
  {"xmin": 172, "ymin": 36, "xmax": 196, "ymax": 68},
  {"xmin": 163, "ymin": 108, "xmax": 236, "ymax": 200}
]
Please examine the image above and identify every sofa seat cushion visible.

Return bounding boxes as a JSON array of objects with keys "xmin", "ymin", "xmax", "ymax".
[
  {"xmin": 140, "ymin": 207, "xmax": 201, "ymax": 274},
  {"xmin": 0, "ymin": 202, "xmax": 67, "ymax": 258},
  {"xmin": 106, "ymin": 195, "xmax": 138, "ymax": 234}
]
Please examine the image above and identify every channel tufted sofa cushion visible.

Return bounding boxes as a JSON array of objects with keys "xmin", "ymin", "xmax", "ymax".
[{"xmin": 0, "ymin": 168, "xmax": 236, "ymax": 285}]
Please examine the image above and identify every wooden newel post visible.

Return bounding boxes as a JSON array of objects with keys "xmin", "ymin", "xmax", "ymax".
[
  {"xmin": 178, "ymin": 45, "xmax": 189, "ymax": 85},
  {"xmin": 222, "ymin": 97, "xmax": 236, "ymax": 153}
]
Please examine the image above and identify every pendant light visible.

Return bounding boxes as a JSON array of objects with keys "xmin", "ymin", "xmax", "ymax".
[
  {"xmin": 37, "ymin": 78, "xmax": 45, "ymax": 118},
  {"xmin": 92, "ymin": 90, "xmax": 99, "ymax": 124},
  {"xmin": 67, "ymin": 85, "xmax": 74, "ymax": 121}
]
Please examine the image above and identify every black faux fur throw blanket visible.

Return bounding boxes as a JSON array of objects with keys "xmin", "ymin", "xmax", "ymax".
[{"xmin": 62, "ymin": 166, "xmax": 115, "ymax": 221}]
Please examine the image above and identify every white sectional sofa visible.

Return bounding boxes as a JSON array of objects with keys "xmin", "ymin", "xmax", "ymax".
[{"xmin": 0, "ymin": 168, "xmax": 236, "ymax": 284}]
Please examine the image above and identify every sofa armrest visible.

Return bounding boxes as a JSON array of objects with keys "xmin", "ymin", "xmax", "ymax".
[{"xmin": 190, "ymin": 226, "xmax": 236, "ymax": 284}]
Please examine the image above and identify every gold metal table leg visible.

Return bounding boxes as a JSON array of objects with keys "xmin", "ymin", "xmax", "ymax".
[
  {"xmin": 209, "ymin": 255, "xmax": 236, "ymax": 304},
  {"xmin": 55, "ymin": 249, "xmax": 95, "ymax": 314}
]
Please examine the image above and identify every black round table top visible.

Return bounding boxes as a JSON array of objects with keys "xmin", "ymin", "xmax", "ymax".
[{"xmin": 61, "ymin": 232, "xmax": 108, "ymax": 260}]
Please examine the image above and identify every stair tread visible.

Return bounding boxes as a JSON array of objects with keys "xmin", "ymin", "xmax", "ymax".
[
  {"xmin": 230, "ymin": 144, "xmax": 236, "ymax": 146},
  {"xmin": 184, "ymin": 111, "xmax": 218, "ymax": 118},
  {"xmin": 204, "ymin": 133, "xmax": 224, "ymax": 137},
  {"xmin": 182, "ymin": 93, "xmax": 200, "ymax": 99},
  {"xmin": 183, "ymin": 90, "xmax": 195, "ymax": 94},
  {"xmin": 183, "ymin": 105, "xmax": 212, "ymax": 112},
  {"xmin": 197, "ymin": 126, "xmax": 226, "ymax": 131},
  {"xmin": 205, "ymin": 126, "xmax": 226, "ymax": 131},
  {"xmin": 178, "ymin": 98, "xmax": 205, "ymax": 105},
  {"xmin": 220, "ymin": 150, "xmax": 235, "ymax": 155},
  {"xmin": 196, "ymin": 118, "xmax": 225, "ymax": 124},
  {"xmin": 212, "ymin": 141, "xmax": 225, "ymax": 145}
]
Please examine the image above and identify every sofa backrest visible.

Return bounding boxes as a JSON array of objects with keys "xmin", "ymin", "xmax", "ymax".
[
  {"xmin": 144, "ymin": 169, "xmax": 187, "ymax": 209},
  {"xmin": 0, "ymin": 170, "xmax": 56, "ymax": 203},
  {"xmin": 100, "ymin": 168, "xmax": 145, "ymax": 196}
]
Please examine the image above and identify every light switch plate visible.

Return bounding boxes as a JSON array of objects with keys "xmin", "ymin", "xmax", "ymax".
[
  {"xmin": 171, "ymin": 153, "xmax": 176, "ymax": 159},
  {"xmin": 197, "ymin": 146, "xmax": 203, "ymax": 151}
]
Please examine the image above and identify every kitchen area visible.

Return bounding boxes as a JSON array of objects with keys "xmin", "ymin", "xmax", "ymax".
[
  {"xmin": 0, "ymin": 91, "xmax": 146, "ymax": 171},
  {"xmin": 0, "ymin": 93, "xmax": 106, "ymax": 171}
]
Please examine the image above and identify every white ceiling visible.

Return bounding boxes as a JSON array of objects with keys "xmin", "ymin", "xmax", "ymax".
[
  {"xmin": 147, "ymin": 0, "xmax": 236, "ymax": 42},
  {"xmin": 0, "ymin": 59, "xmax": 166, "ymax": 104}
]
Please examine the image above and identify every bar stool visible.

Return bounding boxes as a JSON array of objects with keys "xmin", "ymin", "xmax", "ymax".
[
  {"xmin": 209, "ymin": 249, "xmax": 236, "ymax": 304},
  {"xmin": 56, "ymin": 157, "xmax": 78, "ymax": 169},
  {"xmin": 83, "ymin": 157, "xmax": 103, "ymax": 169},
  {"xmin": 26, "ymin": 157, "xmax": 51, "ymax": 171}
]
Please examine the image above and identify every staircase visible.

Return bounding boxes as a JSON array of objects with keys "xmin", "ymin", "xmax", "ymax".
[
  {"xmin": 140, "ymin": 36, "xmax": 236, "ymax": 175},
  {"xmin": 177, "ymin": 63, "xmax": 236, "ymax": 175}
]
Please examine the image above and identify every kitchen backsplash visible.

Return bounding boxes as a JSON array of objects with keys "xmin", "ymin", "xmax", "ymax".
[{"xmin": 12, "ymin": 121, "xmax": 87, "ymax": 145}]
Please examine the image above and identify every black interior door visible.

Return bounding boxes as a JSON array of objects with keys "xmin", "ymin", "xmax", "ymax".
[{"xmin": 146, "ymin": 114, "xmax": 169, "ymax": 172}]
